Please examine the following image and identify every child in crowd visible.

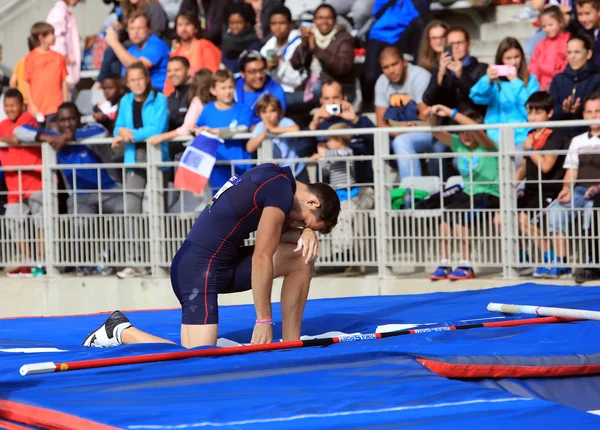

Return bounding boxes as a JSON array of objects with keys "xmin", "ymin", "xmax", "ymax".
[
  {"xmin": 574, "ymin": 0, "xmax": 600, "ymax": 70},
  {"xmin": 24, "ymin": 22, "xmax": 68, "ymax": 126},
  {"xmin": 494, "ymin": 91, "xmax": 566, "ymax": 277},
  {"xmin": 311, "ymin": 123, "xmax": 358, "ymax": 257},
  {"xmin": 529, "ymin": 6, "xmax": 571, "ymax": 91},
  {"xmin": 470, "ymin": 37, "xmax": 539, "ymax": 168},
  {"xmin": 0, "ymin": 89, "xmax": 45, "ymax": 277},
  {"xmin": 92, "ymin": 74, "xmax": 125, "ymax": 136},
  {"xmin": 427, "ymin": 105, "xmax": 500, "ymax": 281},
  {"xmin": 247, "ymin": 95, "xmax": 305, "ymax": 180},
  {"xmin": 9, "ymin": 40, "xmax": 35, "ymax": 107},
  {"xmin": 47, "ymin": 0, "xmax": 82, "ymax": 88},
  {"xmin": 195, "ymin": 69, "xmax": 253, "ymax": 190}
]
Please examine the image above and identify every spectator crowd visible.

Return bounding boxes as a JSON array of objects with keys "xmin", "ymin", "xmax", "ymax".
[{"xmin": 0, "ymin": 0, "xmax": 600, "ymax": 283}]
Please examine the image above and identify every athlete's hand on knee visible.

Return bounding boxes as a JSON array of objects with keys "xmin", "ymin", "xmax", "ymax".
[
  {"xmin": 251, "ymin": 323, "xmax": 273, "ymax": 344},
  {"xmin": 295, "ymin": 229, "xmax": 319, "ymax": 264}
]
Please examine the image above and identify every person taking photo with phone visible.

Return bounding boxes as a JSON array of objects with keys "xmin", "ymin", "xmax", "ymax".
[{"xmin": 470, "ymin": 37, "xmax": 539, "ymax": 167}]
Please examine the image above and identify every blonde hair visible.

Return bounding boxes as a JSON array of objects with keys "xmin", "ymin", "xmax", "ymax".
[
  {"xmin": 417, "ymin": 20, "xmax": 449, "ymax": 73},
  {"xmin": 29, "ymin": 22, "xmax": 54, "ymax": 48},
  {"xmin": 327, "ymin": 123, "xmax": 352, "ymax": 146}
]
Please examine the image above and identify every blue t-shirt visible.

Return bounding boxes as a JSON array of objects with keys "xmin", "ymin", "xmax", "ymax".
[
  {"xmin": 124, "ymin": 34, "xmax": 170, "ymax": 91},
  {"xmin": 235, "ymin": 76, "xmax": 287, "ymax": 125},
  {"xmin": 196, "ymin": 102, "xmax": 253, "ymax": 189},
  {"xmin": 252, "ymin": 117, "xmax": 305, "ymax": 176}
]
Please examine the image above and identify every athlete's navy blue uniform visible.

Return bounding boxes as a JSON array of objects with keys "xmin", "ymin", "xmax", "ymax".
[{"xmin": 171, "ymin": 164, "xmax": 296, "ymax": 325}]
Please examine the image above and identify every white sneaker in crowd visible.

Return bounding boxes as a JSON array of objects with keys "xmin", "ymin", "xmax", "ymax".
[{"xmin": 116, "ymin": 267, "xmax": 150, "ymax": 279}]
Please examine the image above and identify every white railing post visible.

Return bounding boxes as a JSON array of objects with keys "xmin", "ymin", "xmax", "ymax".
[
  {"xmin": 146, "ymin": 142, "xmax": 165, "ymax": 276},
  {"xmin": 41, "ymin": 143, "xmax": 57, "ymax": 276},
  {"xmin": 373, "ymin": 129, "xmax": 393, "ymax": 278},
  {"xmin": 498, "ymin": 126, "xmax": 518, "ymax": 279},
  {"xmin": 258, "ymin": 136, "xmax": 273, "ymax": 165}
]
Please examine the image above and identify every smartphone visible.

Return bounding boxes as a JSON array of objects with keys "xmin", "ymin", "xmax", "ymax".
[
  {"xmin": 444, "ymin": 45, "xmax": 452, "ymax": 58},
  {"xmin": 494, "ymin": 65, "xmax": 517, "ymax": 77}
]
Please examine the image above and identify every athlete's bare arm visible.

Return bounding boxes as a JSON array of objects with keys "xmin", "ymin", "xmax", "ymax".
[{"xmin": 251, "ymin": 207, "xmax": 286, "ymax": 344}]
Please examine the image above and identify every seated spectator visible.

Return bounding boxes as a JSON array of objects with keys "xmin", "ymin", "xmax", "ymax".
[
  {"xmin": 221, "ymin": 3, "xmax": 262, "ymax": 75},
  {"xmin": 291, "ymin": 5, "xmax": 356, "ymax": 103},
  {"xmin": 178, "ymin": 0, "xmax": 234, "ymax": 47},
  {"xmin": 247, "ymin": 95, "xmax": 305, "ymax": 180},
  {"xmin": 311, "ymin": 122, "xmax": 360, "ymax": 258},
  {"xmin": 25, "ymin": 22, "xmax": 68, "ymax": 126},
  {"xmin": 427, "ymin": 105, "xmax": 499, "ymax": 281},
  {"xmin": 0, "ymin": 44, "xmax": 11, "ymax": 95},
  {"xmin": 260, "ymin": 6, "xmax": 305, "ymax": 109},
  {"xmin": 308, "ymin": 80, "xmax": 375, "ymax": 185},
  {"xmin": 93, "ymin": 74, "xmax": 125, "ymax": 136},
  {"xmin": 105, "ymin": 12, "xmax": 171, "ymax": 91},
  {"xmin": 96, "ymin": 0, "xmax": 169, "ymax": 86},
  {"xmin": 470, "ymin": 37, "xmax": 539, "ymax": 166},
  {"xmin": 549, "ymin": 35, "xmax": 600, "ymax": 139},
  {"xmin": 423, "ymin": 27, "xmax": 488, "ymax": 118},
  {"xmin": 235, "ymin": 51, "xmax": 287, "ymax": 126},
  {"xmin": 244, "ymin": 0, "xmax": 284, "ymax": 42},
  {"xmin": 374, "ymin": 45, "xmax": 450, "ymax": 181},
  {"xmin": 0, "ymin": 89, "xmax": 43, "ymax": 278},
  {"xmin": 540, "ymin": 93, "xmax": 600, "ymax": 278},
  {"xmin": 165, "ymin": 57, "xmax": 192, "ymax": 134},
  {"xmin": 9, "ymin": 40, "xmax": 34, "ymax": 106},
  {"xmin": 163, "ymin": 11, "xmax": 221, "ymax": 97},
  {"xmin": 493, "ymin": 91, "xmax": 566, "ymax": 278},
  {"xmin": 417, "ymin": 20, "xmax": 449, "ymax": 74},
  {"xmin": 574, "ymin": 0, "xmax": 600, "ymax": 71},
  {"xmin": 47, "ymin": 0, "xmax": 82, "ymax": 89},
  {"xmin": 529, "ymin": 6, "xmax": 570, "ymax": 91},
  {"xmin": 148, "ymin": 69, "xmax": 214, "ymax": 152},
  {"xmin": 195, "ymin": 69, "xmax": 253, "ymax": 190}
]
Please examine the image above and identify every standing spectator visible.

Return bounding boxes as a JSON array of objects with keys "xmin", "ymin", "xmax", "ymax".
[
  {"xmin": 374, "ymin": 46, "xmax": 449, "ymax": 180},
  {"xmin": 47, "ymin": 0, "xmax": 82, "ymax": 88},
  {"xmin": 105, "ymin": 12, "xmax": 171, "ymax": 91},
  {"xmin": 549, "ymin": 35, "xmax": 600, "ymax": 139},
  {"xmin": 0, "ymin": 44, "xmax": 11, "ymax": 95},
  {"xmin": 423, "ymin": 27, "xmax": 488, "ymax": 118},
  {"xmin": 235, "ymin": 51, "xmax": 287, "ymax": 126},
  {"xmin": 291, "ymin": 5, "xmax": 356, "ymax": 103},
  {"xmin": 260, "ymin": 6, "xmax": 304, "ymax": 109},
  {"xmin": 159, "ymin": 0, "xmax": 183, "ymax": 21},
  {"xmin": 325, "ymin": 0, "xmax": 375, "ymax": 30},
  {"xmin": 417, "ymin": 20, "xmax": 449, "ymax": 74},
  {"xmin": 195, "ymin": 69, "xmax": 253, "ymax": 190},
  {"xmin": 93, "ymin": 74, "xmax": 125, "ymax": 136},
  {"xmin": 221, "ymin": 3, "xmax": 262, "ymax": 75},
  {"xmin": 575, "ymin": 190, "xmax": 600, "ymax": 283},
  {"xmin": 162, "ymin": 11, "xmax": 221, "ymax": 97},
  {"xmin": 529, "ymin": 6, "xmax": 571, "ymax": 91},
  {"xmin": 244, "ymin": 0, "xmax": 284, "ymax": 42},
  {"xmin": 247, "ymin": 95, "xmax": 305, "ymax": 180},
  {"xmin": 148, "ymin": 69, "xmax": 214, "ymax": 151},
  {"xmin": 574, "ymin": 0, "xmax": 600, "ymax": 70},
  {"xmin": 427, "ymin": 105, "xmax": 500, "ymax": 281},
  {"xmin": 493, "ymin": 91, "xmax": 566, "ymax": 278},
  {"xmin": 178, "ymin": 0, "xmax": 235, "ymax": 47},
  {"xmin": 0, "ymin": 90, "xmax": 43, "ymax": 278},
  {"xmin": 470, "ymin": 37, "xmax": 539, "ymax": 166},
  {"xmin": 9, "ymin": 40, "xmax": 34, "ymax": 106},
  {"xmin": 24, "ymin": 22, "xmax": 68, "ymax": 126},
  {"xmin": 542, "ymin": 93, "xmax": 600, "ymax": 278}
]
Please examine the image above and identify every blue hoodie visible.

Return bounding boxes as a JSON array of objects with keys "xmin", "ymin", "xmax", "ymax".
[
  {"xmin": 470, "ymin": 74, "xmax": 540, "ymax": 145},
  {"xmin": 369, "ymin": 0, "xmax": 421, "ymax": 45},
  {"xmin": 234, "ymin": 76, "xmax": 287, "ymax": 126}
]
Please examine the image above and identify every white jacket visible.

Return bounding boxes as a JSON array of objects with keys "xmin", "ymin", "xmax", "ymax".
[{"xmin": 260, "ymin": 29, "xmax": 304, "ymax": 93}]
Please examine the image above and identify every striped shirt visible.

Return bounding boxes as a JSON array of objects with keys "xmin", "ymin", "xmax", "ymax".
[{"xmin": 321, "ymin": 147, "xmax": 355, "ymax": 189}]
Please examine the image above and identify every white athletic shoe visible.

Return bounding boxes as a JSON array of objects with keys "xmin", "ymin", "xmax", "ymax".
[{"xmin": 82, "ymin": 311, "xmax": 132, "ymax": 348}]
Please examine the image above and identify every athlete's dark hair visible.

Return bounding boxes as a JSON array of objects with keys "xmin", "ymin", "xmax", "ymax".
[
  {"xmin": 306, "ymin": 182, "xmax": 341, "ymax": 235},
  {"xmin": 526, "ymin": 91, "xmax": 554, "ymax": 113}
]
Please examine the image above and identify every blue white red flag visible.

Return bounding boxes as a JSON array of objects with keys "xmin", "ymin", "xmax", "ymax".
[{"xmin": 174, "ymin": 132, "xmax": 221, "ymax": 194}]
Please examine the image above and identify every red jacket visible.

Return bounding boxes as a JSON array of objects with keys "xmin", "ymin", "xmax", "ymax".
[
  {"xmin": 529, "ymin": 31, "xmax": 570, "ymax": 91},
  {"xmin": 0, "ymin": 112, "xmax": 43, "ymax": 203}
]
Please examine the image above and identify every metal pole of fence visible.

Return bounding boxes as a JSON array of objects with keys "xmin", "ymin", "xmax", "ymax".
[
  {"xmin": 146, "ymin": 142, "xmax": 164, "ymax": 276},
  {"xmin": 259, "ymin": 136, "xmax": 273, "ymax": 164},
  {"xmin": 41, "ymin": 143, "xmax": 57, "ymax": 276},
  {"xmin": 498, "ymin": 126, "xmax": 518, "ymax": 279},
  {"xmin": 373, "ymin": 130, "xmax": 392, "ymax": 278}
]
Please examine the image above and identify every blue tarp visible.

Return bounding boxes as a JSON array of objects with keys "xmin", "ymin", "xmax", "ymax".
[{"xmin": 1, "ymin": 283, "xmax": 600, "ymax": 428}]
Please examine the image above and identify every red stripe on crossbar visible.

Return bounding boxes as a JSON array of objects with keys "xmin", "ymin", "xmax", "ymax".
[
  {"xmin": 418, "ymin": 358, "xmax": 600, "ymax": 378},
  {"xmin": 0, "ymin": 400, "xmax": 118, "ymax": 430}
]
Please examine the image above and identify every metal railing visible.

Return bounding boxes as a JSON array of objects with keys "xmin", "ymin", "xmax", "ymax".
[{"xmin": 1, "ymin": 119, "xmax": 599, "ymax": 279}]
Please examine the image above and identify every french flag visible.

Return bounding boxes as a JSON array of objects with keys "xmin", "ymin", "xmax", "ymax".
[{"xmin": 174, "ymin": 132, "xmax": 221, "ymax": 194}]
